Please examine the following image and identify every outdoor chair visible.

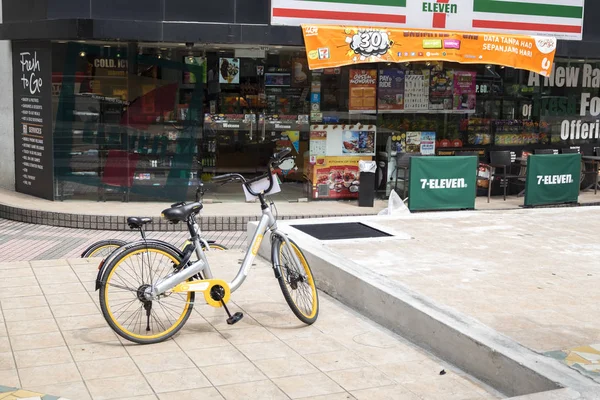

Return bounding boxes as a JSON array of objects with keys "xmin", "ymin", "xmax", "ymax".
[
  {"xmin": 393, "ymin": 152, "xmax": 421, "ymax": 199},
  {"xmin": 488, "ymin": 150, "xmax": 521, "ymax": 202},
  {"xmin": 455, "ymin": 151, "xmax": 490, "ymax": 197},
  {"xmin": 581, "ymin": 147, "xmax": 600, "ymax": 194}
]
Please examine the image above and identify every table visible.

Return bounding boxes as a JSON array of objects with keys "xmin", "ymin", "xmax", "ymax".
[{"xmin": 582, "ymin": 156, "xmax": 600, "ymax": 194}]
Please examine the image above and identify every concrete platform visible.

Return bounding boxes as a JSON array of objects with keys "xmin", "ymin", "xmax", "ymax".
[
  {"xmin": 250, "ymin": 207, "xmax": 600, "ymax": 399},
  {"xmin": 0, "ymin": 252, "xmax": 501, "ymax": 400}
]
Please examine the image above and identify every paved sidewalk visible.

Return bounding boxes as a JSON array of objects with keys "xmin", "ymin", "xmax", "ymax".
[
  {"xmin": 294, "ymin": 207, "xmax": 600, "ymax": 381},
  {"xmin": 0, "ymin": 219, "xmax": 246, "ymax": 262},
  {"xmin": 0, "ymin": 251, "xmax": 501, "ymax": 400}
]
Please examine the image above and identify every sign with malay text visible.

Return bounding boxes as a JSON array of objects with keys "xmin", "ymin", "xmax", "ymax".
[{"xmin": 302, "ymin": 25, "xmax": 557, "ymax": 76}]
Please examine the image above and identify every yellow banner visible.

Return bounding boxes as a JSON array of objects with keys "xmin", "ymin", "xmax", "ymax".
[{"xmin": 302, "ymin": 25, "xmax": 556, "ymax": 76}]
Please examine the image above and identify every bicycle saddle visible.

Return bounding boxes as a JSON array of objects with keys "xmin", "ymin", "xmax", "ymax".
[
  {"xmin": 127, "ymin": 217, "xmax": 153, "ymax": 229},
  {"xmin": 161, "ymin": 202, "xmax": 203, "ymax": 223}
]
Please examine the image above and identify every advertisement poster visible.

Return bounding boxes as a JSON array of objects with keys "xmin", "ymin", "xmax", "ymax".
[
  {"xmin": 219, "ymin": 58, "xmax": 240, "ymax": 84},
  {"xmin": 184, "ymin": 56, "xmax": 207, "ymax": 84},
  {"xmin": 429, "ymin": 70, "xmax": 454, "ymax": 110},
  {"xmin": 274, "ymin": 0, "xmax": 584, "ymax": 41},
  {"xmin": 420, "ymin": 132, "xmax": 436, "ymax": 155},
  {"xmin": 453, "ymin": 71, "xmax": 477, "ymax": 111},
  {"xmin": 311, "ymin": 124, "xmax": 376, "ymax": 157},
  {"xmin": 292, "ymin": 58, "xmax": 309, "ymax": 87},
  {"xmin": 378, "ymin": 68, "xmax": 404, "ymax": 112},
  {"xmin": 301, "ymin": 26, "xmax": 557, "ymax": 76},
  {"xmin": 404, "ymin": 72, "xmax": 429, "ymax": 111},
  {"xmin": 341, "ymin": 130, "xmax": 375, "ymax": 154},
  {"xmin": 405, "ymin": 131, "xmax": 436, "ymax": 155},
  {"xmin": 310, "ymin": 156, "xmax": 370, "ymax": 199},
  {"xmin": 349, "ymin": 69, "xmax": 377, "ymax": 113}
]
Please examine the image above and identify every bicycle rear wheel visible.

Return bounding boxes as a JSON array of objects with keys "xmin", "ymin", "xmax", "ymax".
[
  {"xmin": 99, "ymin": 242, "xmax": 194, "ymax": 344},
  {"xmin": 272, "ymin": 238, "xmax": 319, "ymax": 325},
  {"xmin": 81, "ymin": 239, "xmax": 127, "ymax": 258}
]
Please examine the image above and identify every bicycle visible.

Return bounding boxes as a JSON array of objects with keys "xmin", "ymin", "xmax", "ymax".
[
  {"xmin": 81, "ymin": 183, "xmax": 227, "ymax": 258},
  {"xmin": 95, "ymin": 148, "xmax": 319, "ymax": 344}
]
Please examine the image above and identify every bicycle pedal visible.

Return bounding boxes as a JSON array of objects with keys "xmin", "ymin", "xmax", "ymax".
[{"xmin": 227, "ymin": 312, "xmax": 244, "ymax": 325}]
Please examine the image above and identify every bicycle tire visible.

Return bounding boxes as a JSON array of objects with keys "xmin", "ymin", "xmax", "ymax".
[
  {"xmin": 81, "ymin": 239, "xmax": 127, "ymax": 258},
  {"xmin": 272, "ymin": 237, "xmax": 319, "ymax": 325},
  {"xmin": 99, "ymin": 241, "xmax": 194, "ymax": 344}
]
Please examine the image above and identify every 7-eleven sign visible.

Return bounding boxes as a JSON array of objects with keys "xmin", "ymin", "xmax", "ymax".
[{"xmin": 421, "ymin": 0, "xmax": 458, "ymax": 29}]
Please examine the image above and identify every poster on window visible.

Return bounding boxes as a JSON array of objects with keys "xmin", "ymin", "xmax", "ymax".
[
  {"xmin": 310, "ymin": 124, "xmax": 375, "ymax": 157},
  {"xmin": 378, "ymin": 68, "xmax": 404, "ymax": 112},
  {"xmin": 348, "ymin": 69, "xmax": 377, "ymax": 113},
  {"xmin": 429, "ymin": 70, "xmax": 454, "ymax": 111},
  {"xmin": 184, "ymin": 56, "xmax": 207, "ymax": 84},
  {"xmin": 219, "ymin": 58, "xmax": 240, "ymax": 84},
  {"xmin": 404, "ymin": 71, "xmax": 429, "ymax": 111},
  {"xmin": 453, "ymin": 71, "xmax": 477, "ymax": 111}
]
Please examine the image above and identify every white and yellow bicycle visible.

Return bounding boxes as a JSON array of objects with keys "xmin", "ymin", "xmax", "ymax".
[{"xmin": 95, "ymin": 148, "xmax": 319, "ymax": 344}]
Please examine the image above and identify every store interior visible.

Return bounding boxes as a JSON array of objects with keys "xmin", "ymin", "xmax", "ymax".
[{"xmin": 49, "ymin": 40, "xmax": 595, "ymax": 202}]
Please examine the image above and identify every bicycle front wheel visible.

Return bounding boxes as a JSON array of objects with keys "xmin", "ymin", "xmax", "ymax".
[
  {"xmin": 273, "ymin": 238, "xmax": 319, "ymax": 325},
  {"xmin": 81, "ymin": 239, "xmax": 127, "ymax": 258},
  {"xmin": 99, "ymin": 242, "xmax": 194, "ymax": 344}
]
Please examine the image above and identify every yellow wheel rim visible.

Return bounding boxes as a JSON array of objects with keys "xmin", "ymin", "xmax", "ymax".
[
  {"xmin": 104, "ymin": 248, "xmax": 192, "ymax": 340},
  {"xmin": 279, "ymin": 242, "xmax": 318, "ymax": 319}
]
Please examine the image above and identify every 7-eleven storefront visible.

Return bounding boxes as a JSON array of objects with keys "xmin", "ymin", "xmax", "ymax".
[{"xmin": 269, "ymin": 0, "xmax": 590, "ymax": 201}]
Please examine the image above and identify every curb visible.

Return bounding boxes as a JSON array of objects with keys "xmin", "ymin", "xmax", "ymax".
[
  {"xmin": 0, "ymin": 203, "xmax": 375, "ymax": 231},
  {"xmin": 248, "ymin": 218, "xmax": 600, "ymax": 399}
]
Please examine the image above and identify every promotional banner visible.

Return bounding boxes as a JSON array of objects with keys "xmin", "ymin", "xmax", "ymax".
[
  {"xmin": 524, "ymin": 154, "xmax": 581, "ymax": 206},
  {"xmin": 453, "ymin": 71, "xmax": 477, "ymax": 111},
  {"xmin": 378, "ymin": 68, "xmax": 405, "ymax": 112},
  {"xmin": 408, "ymin": 156, "xmax": 477, "ymax": 211},
  {"xmin": 349, "ymin": 69, "xmax": 377, "ymax": 113},
  {"xmin": 274, "ymin": 0, "xmax": 583, "ymax": 40},
  {"xmin": 302, "ymin": 25, "xmax": 557, "ymax": 76},
  {"xmin": 307, "ymin": 156, "xmax": 371, "ymax": 199},
  {"xmin": 429, "ymin": 69, "xmax": 454, "ymax": 110}
]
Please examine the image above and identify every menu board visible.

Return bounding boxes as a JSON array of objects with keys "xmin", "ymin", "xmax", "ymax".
[
  {"xmin": 309, "ymin": 130, "xmax": 327, "ymax": 157},
  {"xmin": 453, "ymin": 71, "xmax": 477, "ymax": 111},
  {"xmin": 404, "ymin": 71, "xmax": 430, "ymax": 111},
  {"xmin": 348, "ymin": 69, "xmax": 377, "ymax": 113},
  {"xmin": 378, "ymin": 69, "xmax": 405, "ymax": 112},
  {"xmin": 12, "ymin": 42, "xmax": 54, "ymax": 200}
]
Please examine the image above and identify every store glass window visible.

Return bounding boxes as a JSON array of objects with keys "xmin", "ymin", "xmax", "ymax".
[{"xmin": 50, "ymin": 41, "xmax": 600, "ymax": 202}]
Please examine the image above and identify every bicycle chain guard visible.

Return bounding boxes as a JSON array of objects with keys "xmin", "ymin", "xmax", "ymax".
[{"xmin": 172, "ymin": 278, "xmax": 231, "ymax": 308}]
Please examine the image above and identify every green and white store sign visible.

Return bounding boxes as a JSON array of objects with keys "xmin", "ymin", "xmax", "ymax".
[{"xmin": 271, "ymin": 0, "xmax": 584, "ymax": 40}]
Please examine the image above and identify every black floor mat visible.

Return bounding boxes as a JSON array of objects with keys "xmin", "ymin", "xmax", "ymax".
[{"xmin": 291, "ymin": 222, "xmax": 392, "ymax": 240}]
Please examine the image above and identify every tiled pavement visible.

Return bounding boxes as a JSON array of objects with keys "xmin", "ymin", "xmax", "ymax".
[
  {"xmin": 0, "ymin": 219, "xmax": 246, "ymax": 262},
  {"xmin": 0, "ymin": 251, "xmax": 502, "ymax": 400}
]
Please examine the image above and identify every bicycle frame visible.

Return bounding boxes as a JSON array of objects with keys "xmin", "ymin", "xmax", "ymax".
[{"xmin": 150, "ymin": 200, "xmax": 301, "ymax": 298}]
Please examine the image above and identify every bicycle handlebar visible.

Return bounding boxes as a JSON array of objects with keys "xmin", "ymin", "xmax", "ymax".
[{"xmin": 212, "ymin": 148, "xmax": 294, "ymax": 198}]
